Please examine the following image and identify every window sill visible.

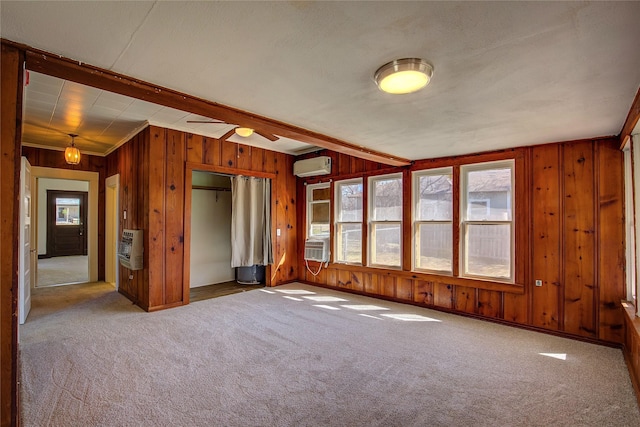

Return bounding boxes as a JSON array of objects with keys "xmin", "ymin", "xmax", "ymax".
[{"xmin": 329, "ymin": 263, "xmax": 524, "ymax": 294}]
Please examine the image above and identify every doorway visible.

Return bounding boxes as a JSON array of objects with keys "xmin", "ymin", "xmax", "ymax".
[
  {"xmin": 31, "ymin": 167, "xmax": 99, "ymax": 286},
  {"xmin": 46, "ymin": 190, "xmax": 88, "ymax": 257}
]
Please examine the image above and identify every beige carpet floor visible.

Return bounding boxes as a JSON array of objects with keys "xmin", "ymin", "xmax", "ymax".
[
  {"xmin": 36, "ymin": 255, "xmax": 88, "ymax": 287},
  {"xmin": 19, "ymin": 282, "xmax": 640, "ymax": 426}
]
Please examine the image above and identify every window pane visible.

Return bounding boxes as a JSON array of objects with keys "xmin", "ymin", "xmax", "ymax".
[
  {"xmin": 312, "ymin": 187, "xmax": 330, "ymax": 201},
  {"xmin": 337, "ymin": 183, "xmax": 363, "ymax": 222},
  {"xmin": 311, "ymin": 201, "xmax": 330, "ymax": 223},
  {"xmin": 372, "ymin": 177, "xmax": 402, "ymax": 221},
  {"xmin": 310, "ymin": 224, "xmax": 330, "ymax": 236},
  {"xmin": 56, "ymin": 197, "xmax": 81, "ymax": 225},
  {"xmin": 466, "ymin": 168, "xmax": 512, "ymax": 221},
  {"xmin": 417, "ymin": 174, "xmax": 452, "ymax": 220},
  {"xmin": 371, "ymin": 223, "xmax": 401, "ymax": 266},
  {"xmin": 416, "ymin": 223, "xmax": 452, "ymax": 272},
  {"xmin": 465, "ymin": 224, "xmax": 511, "ymax": 279},
  {"xmin": 336, "ymin": 223, "xmax": 361, "ymax": 263}
]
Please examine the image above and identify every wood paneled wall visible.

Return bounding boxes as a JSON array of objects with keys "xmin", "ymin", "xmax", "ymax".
[
  {"xmin": 182, "ymin": 131, "xmax": 298, "ymax": 286},
  {"xmin": 22, "ymin": 146, "xmax": 107, "ymax": 281},
  {"xmin": 297, "ymin": 138, "xmax": 625, "ymax": 345},
  {"xmin": 1, "ymin": 42, "xmax": 23, "ymax": 427},
  {"xmin": 106, "ymin": 126, "xmax": 297, "ymax": 311},
  {"xmin": 105, "ymin": 129, "xmax": 150, "ymax": 307}
]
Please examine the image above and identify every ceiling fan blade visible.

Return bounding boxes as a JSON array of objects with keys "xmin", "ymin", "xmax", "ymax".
[
  {"xmin": 186, "ymin": 119, "xmax": 225, "ymax": 124},
  {"xmin": 255, "ymin": 130, "xmax": 279, "ymax": 141}
]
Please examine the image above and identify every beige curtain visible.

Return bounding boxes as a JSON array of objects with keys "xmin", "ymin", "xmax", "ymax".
[{"xmin": 230, "ymin": 176, "xmax": 273, "ymax": 267}]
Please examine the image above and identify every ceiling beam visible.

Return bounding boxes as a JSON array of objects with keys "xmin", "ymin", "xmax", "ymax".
[
  {"xmin": 4, "ymin": 39, "xmax": 411, "ymax": 167},
  {"xmin": 620, "ymin": 86, "xmax": 640, "ymax": 148}
]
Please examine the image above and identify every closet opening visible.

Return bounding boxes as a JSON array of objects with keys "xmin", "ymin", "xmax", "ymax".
[{"xmin": 188, "ymin": 171, "xmax": 265, "ymax": 302}]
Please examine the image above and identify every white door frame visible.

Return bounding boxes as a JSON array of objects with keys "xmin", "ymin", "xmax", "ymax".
[
  {"xmin": 106, "ymin": 174, "xmax": 120, "ymax": 289},
  {"xmin": 31, "ymin": 166, "xmax": 99, "ymax": 283},
  {"xmin": 18, "ymin": 157, "xmax": 32, "ymax": 325}
]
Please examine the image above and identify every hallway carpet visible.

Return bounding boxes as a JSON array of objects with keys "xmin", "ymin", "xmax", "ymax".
[{"xmin": 36, "ymin": 255, "xmax": 88, "ymax": 287}]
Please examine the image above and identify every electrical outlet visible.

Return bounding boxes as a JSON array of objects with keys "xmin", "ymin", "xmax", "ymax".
[
  {"xmin": 277, "ymin": 228, "xmax": 281, "ymax": 237},
  {"xmin": 535, "ymin": 279, "xmax": 543, "ymax": 287}
]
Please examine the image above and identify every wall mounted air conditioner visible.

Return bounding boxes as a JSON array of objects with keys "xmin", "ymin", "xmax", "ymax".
[
  {"xmin": 304, "ymin": 237, "xmax": 330, "ymax": 262},
  {"xmin": 293, "ymin": 156, "xmax": 331, "ymax": 177}
]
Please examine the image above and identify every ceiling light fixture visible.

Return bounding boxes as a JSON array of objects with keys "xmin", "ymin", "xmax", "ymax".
[
  {"xmin": 64, "ymin": 134, "xmax": 81, "ymax": 165},
  {"xmin": 374, "ymin": 58, "xmax": 434, "ymax": 94},
  {"xmin": 235, "ymin": 127, "xmax": 254, "ymax": 138}
]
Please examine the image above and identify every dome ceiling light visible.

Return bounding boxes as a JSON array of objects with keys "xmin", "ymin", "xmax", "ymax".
[
  {"xmin": 235, "ymin": 127, "xmax": 254, "ymax": 137},
  {"xmin": 374, "ymin": 58, "xmax": 434, "ymax": 95}
]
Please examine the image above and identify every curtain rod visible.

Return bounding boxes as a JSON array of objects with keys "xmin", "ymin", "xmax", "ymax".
[{"xmin": 192, "ymin": 185, "xmax": 231, "ymax": 192}]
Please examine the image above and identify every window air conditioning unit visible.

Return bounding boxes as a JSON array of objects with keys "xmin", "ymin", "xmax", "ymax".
[
  {"xmin": 293, "ymin": 156, "xmax": 331, "ymax": 177},
  {"xmin": 304, "ymin": 237, "xmax": 330, "ymax": 262}
]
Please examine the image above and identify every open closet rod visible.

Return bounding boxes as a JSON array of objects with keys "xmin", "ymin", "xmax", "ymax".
[{"xmin": 192, "ymin": 185, "xmax": 231, "ymax": 192}]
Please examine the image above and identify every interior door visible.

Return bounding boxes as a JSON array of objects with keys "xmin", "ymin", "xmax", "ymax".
[
  {"xmin": 19, "ymin": 157, "xmax": 32, "ymax": 325},
  {"xmin": 46, "ymin": 190, "xmax": 88, "ymax": 257}
]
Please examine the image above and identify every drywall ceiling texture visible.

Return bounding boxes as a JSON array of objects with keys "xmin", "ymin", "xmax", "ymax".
[{"xmin": 2, "ymin": 1, "xmax": 640, "ymax": 161}]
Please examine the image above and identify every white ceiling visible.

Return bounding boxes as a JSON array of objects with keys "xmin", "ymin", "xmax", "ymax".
[
  {"xmin": 22, "ymin": 71, "xmax": 312, "ymax": 156},
  {"xmin": 2, "ymin": 1, "xmax": 640, "ymax": 161}
]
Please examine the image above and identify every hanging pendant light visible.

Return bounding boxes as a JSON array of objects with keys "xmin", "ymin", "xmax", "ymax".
[{"xmin": 65, "ymin": 134, "xmax": 81, "ymax": 165}]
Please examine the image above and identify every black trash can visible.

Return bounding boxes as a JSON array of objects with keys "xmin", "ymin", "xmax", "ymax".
[{"xmin": 236, "ymin": 265, "xmax": 265, "ymax": 285}]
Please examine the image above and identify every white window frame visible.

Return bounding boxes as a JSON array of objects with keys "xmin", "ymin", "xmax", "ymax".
[
  {"xmin": 306, "ymin": 182, "xmax": 330, "ymax": 239},
  {"xmin": 368, "ymin": 173, "xmax": 403, "ymax": 269},
  {"xmin": 460, "ymin": 160, "xmax": 515, "ymax": 283},
  {"xmin": 334, "ymin": 178, "xmax": 363, "ymax": 264},
  {"xmin": 412, "ymin": 167, "xmax": 453, "ymax": 273}
]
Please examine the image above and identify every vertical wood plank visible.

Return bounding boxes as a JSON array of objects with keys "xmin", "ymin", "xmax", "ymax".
[
  {"xmin": 203, "ymin": 137, "xmax": 221, "ymax": 166},
  {"xmin": 237, "ymin": 144, "xmax": 251, "ymax": 170},
  {"xmin": 338, "ymin": 153, "xmax": 351, "ymax": 175},
  {"xmin": 396, "ymin": 278, "xmax": 413, "ymax": 301},
  {"xmin": 285, "ymin": 155, "xmax": 298, "ymax": 282},
  {"xmin": 478, "ymin": 290, "xmax": 502, "ymax": 319},
  {"xmin": 381, "ymin": 275, "xmax": 396, "ymax": 298},
  {"xmin": 363, "ymin": 272, "xmax": 379, "ymax": 294},
  {"xmin": 148, "ymin": 127, "xmax": 166, "ymax": 308},
  {"xmin": 326, "ymin": 268, "xmax": 337, "ymax": 287},
  {"xmin": 597, "ymin": 139, "xmax": 625, "ymax": 343},
  {"xmin": 414, "ymin": 280, "xmax": 434, "ymax": 305},
  {"xmin": 434, "ymin": 283, "xmax": 453, "ymax": 309},
  {"xmin": 141, "ymin": 130, "xmax": 151, "ymax": 307},
  {"xmin": 350, "ymin": 271, "xmax": 364, "ymax": 292},
  {"xmin": 272, "ymin": 152, "xmax": 287, "ymax": 285},
  {"xmin": 531, "ymin": 144, "xmax": 561, "ymax": 330},
  {"xmin": 221, "ymin": 140, "xmax": 237, "ymax": 168},
  {"xmin": 164, "ymin": 129, "xmax": 185, "ymax": 305},
  {"xmin": 0, "ymin": 43, "xmax": 23, "ymax": 427},
  {"xmin": 563, "ymin": 141, "xmax": 596, "ymax": 338},
  {"xmin": 251, "ymin": 147, "xmax": 266, "ymax": 172},
  {"xmin": 264, "ymin": 150, "xmax": 277, "ymax": 174},
  {"xmin": 185, "ymin": 133, "xmax": 203, "ymax": 163},
  {"xmin": 455, "ymin": 286, "xmax": 476, "ymax": 314},
  {"xmin": 351, "ymin": 157, "xmax": 365, "ymax": 174},
  {"xmin": 503, "ymin": 293, "xmax": 528, "ymax": 324},
  {"xmin": 338, "ymin": 269, "xmax": 352, "ymax": 289}
]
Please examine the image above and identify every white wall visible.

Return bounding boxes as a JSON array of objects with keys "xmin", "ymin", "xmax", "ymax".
[
  {"xmin": 37, "ymin": 178, "xmax": 89, "ymax": 255},
  {"xmin": 190, "ymin": 172, "xmax": 234, "ymax": 287}
]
